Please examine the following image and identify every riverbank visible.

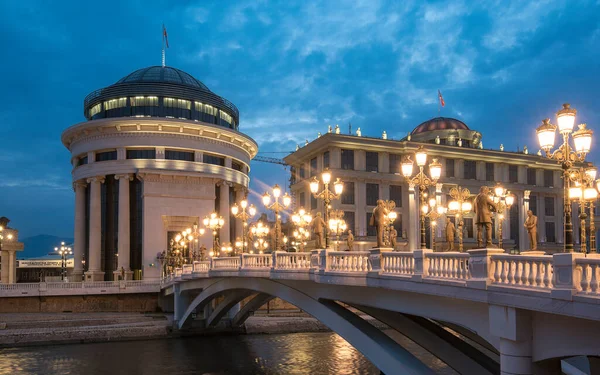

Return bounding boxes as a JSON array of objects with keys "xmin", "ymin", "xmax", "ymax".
[{"xmin": 0, "ymin": 312, "xmax": 388, "ymax": 347}]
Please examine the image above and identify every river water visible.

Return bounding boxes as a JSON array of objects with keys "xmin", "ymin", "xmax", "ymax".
[{"xmin": 0, "ymin": 332, "xmax": 456, "ymax": 374}]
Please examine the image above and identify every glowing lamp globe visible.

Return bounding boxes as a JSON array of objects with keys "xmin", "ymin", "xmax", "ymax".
[
  {"xmin": 586, "ymin": 168, "xmax": 597, "ymax": 181},
  {"xmin": 462, "ymin": 201, "xmax": 472, "ymax": 212},
  {"xmin": 241, "ymin": 199, "xmax": 248, "ymax": 209},
  {"xmin": 448, "ymin": 200, "xmax": 459, "ymax": 212},
  {"xmin": 584, "ymin": 187, "xmax": 598, "ymax": 200},
  {"xmin": 556, "ymin": 103, "xmax": 576, "ymax": 134},
  {"xmin": 415, "ymin": 148, "xmax": 427, "ymax": 167},
  {"xmin": 536, "ymin": 119, "xmax": 557, "ymax": 151},
  {"xmin": 273, "ymin": 184, "xmax": 281, "ymax": 198},
  {"xmin": 249, "ymin": 205, "xmax": 257, "ymax": 217},
  {"xmin": 231, "ymin": 204, "xmax": 239, "ymax": 215},
  {"xmin": 283, "ymin": 193, "xmax": 292, "ymax": 207},
  {"xmin": 572, "ymin": 124, "xmax": 593, "ymax": 154},
  {"xmin": 334, "ymin": 179, "xmax": 344, "ymax": 195},
  {"xmin": 321, "ymin": 170, "xmax": 332, "ymax": 185},
  {"xmin": 262, "ymin": 192, "xmax": 271, "ymax": 206},
  {"xmin": 569, "ymin": 186, "xmax": 582, "ymax": 200},
  {"xmin": 505, "ymin": 195, "xmax": 515, "ymax": 206},
  {"xmin": 309, "ymin": 177, "xmax": 319, "ymax": 194},
  {"xmin": 401, "ymin": 159, "xmax": 414, "ymax": 177},
  {"xmin": 429, "ymin": 159, "xmax": 442, "ymax": 180},
  {"xmin": 494, "ymin": 185, "xmax": 505, "ymax": 197}
]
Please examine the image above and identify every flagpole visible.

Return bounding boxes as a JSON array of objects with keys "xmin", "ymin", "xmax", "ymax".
[{"xmin": 162, "ymin": 24, "xmax": 166, "ymax": 67}]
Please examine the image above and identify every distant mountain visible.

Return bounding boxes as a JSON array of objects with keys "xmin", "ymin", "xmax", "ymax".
[{"xmin": 19, "ymin": 235, "xmax": 74, "ymax": 259}]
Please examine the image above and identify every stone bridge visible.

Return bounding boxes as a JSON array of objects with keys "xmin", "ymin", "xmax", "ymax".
[{"xmin": 161, "ymin": 249, "xmax": 600, "ymax": 374}]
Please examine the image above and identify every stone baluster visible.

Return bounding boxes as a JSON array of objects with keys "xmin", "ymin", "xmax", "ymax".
[{"xmin": 590, "ymin": 264, "xmax": 599, "ymax": 293}]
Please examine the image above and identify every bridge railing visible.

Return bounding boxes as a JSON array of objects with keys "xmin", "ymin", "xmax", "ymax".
[
  {"xmin": 242, "ymin": 253, "xmax": 272, "ymax": 269},
  {"xmin": 212, "ymin": 256, "xmax": 241, "ymax": 270},
  {"xmin": 327, "ymin": 251, "xmax": 371, "ymax": 273},
  {"xmin": 490, "ymin": 254, "xmax": 554, "ymax": 289},
  {"xmin": 381, "ymin": 251, "xmax": 414, "ymax": 276},
  {"xmin": 577, "ymin": 257, "xmax": 600, "ymax": 295},
  {"xmin": 193, "ymin": 261, "xmax": 210, "ymax": 273},
  {"xmin": 273, "ymin": 252, "xmax": 312, "ymax": 270},
  {"xmin": 426, "ymin": 252, "xmax": 470, "ymax": 281}
]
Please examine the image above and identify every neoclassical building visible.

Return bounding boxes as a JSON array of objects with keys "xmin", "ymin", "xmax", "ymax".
[
  {"xmin": 285, "ymin": 117, "xmax": 595, "ymax": 252},
  {"xmin": 62, "ymin": 66, "xmax": 257, "ymax": 281}
]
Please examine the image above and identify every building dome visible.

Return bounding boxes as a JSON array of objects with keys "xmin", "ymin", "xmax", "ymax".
[
  {"xmin": 115, "ymin": 66, "xmax": 211, "ymax": 91},
  {"xmin": 83, "ymin": 65, "xmax": 239, "ymax": 129},
  {"xmin": 411, "ymin": 117, "xmax": 469, "ymax": 135}
]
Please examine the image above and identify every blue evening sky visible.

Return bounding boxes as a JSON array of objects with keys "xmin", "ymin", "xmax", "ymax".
[{"xmin": 0, "ymin": 0, "xmax": 599, "ymax": 238}]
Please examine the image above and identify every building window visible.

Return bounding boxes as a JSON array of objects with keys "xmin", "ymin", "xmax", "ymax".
[
  {"xmin": 232, "ymin": 161, "xmax": 243, "ymax": 172},
  {"xmin": 464, "ymin": 218, "xmax": 474, "ymax": 238},
  {"xmin": 509, "ymin": 165, "xmax": 518, "ymax": 183},
  {"xmin": 545, "ymin": 197, "xmax": 555, "ymax": 216},
  {"xmin": 310, "ymin": 157, "xmax": 317, "ymax": 177},
  {"xmin": 341, "ymin": 149, "xmax": 354, "ymax": 170},
  {"xmin": 366, "ymin": 152, "xmax": 378, "ymax": 172},
  {"xmin": 446, "ymin": 158, "xmax": 455, "ymax": 178},
  {"xmin": 389, "ymin": 154, "xmax": 402, "ymax": 174},
  {"xmin": 486, "ymin": 163, "xmax": 494, "ymax": 182},
  {"xmin": 77, "ymin": 156, "xmax": 88, "ymax": 166},
  {"xmin": 527, "ymin": 168, "xmax": 537, "ymax": 185},
  {"xmin": 203, "ymin": 154, "xmax": 225, "ymax": 166},
  {"xmin": 130, "ymin": 96, "xmax": 158, "ymax": 106},
  {"xmin": 203, "ymin": 104, "xmax": 218, "ymax": 116},
  {"xmin": 366, "ymin": 213, "xmax": 376, "ymax": 236},
  {"xmin": 95, "ymin": 150, "xmax": 117, "ymax": 162},
  {"xmin": 165, "ymin": 150, "xmax": 194, "ymax": 161},
  {"xmin": 219, "ymin": 110, "xmax": 232, "ymax": 124},
  {"xmin": 299, "ymin": 192, "xmax": 305, "ymax": 208},
  {"xmin": 342, "ymin": 182, "xmax": 355, "ymax": 205},
  {"xmin": 163, "ymin": 98, "xmax": 191, "ymax": 109},
  {"xmin": 323, "ymin": 151, "xmax": 330, "ymax": 169},
  {"xmin": 310, "ymin": 195, "xmax": 317, "ymax": 210},
  {"xmin": 127, "ymin": 149, "xmax": 156, "ymax": 159},
  {"xmin": 529, "ymin": 194, "xmax": 537, "ymax": 215},
  {"xmin": 344, "ymin": 211, "xmax": 356, "ymax": 234},
  {"xmin": 366, "ymin": 183, "xmax": 379, "ymax": 206},
  {"xmin": 104, "ymin": 98, "xmax": 126, "ymax": 110},
  {"xmin": 390, "ymin": 185, "xmax": 402, "ymax": 207},
  {"xmin": 544, "ymin": 170, "xmax": 554, "ymax": 187},
  {"xmin": 464, "ymin": 160, "xmax": 476, "ymax": 180},
  {"xmin": 299, "ymin": 166, "xmax": 306, "ymax": 179},
  {"xmin": 89, "ymin": 103, "xmax": 102, "ymax": 117},
  {"xmin": 546, "ymin": 222, "xmax": 556, "ymax": 242}
]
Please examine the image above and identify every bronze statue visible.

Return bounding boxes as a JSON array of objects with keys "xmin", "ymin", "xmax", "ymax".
[
  {"xmin": 120, "ymin": 266, "xmax": 125, "ymax": 280},
  {"xmin": 474, "ymin": 186, "xmax": 497, "ymax": 247},
  {"xmin": 445, "ymin": 218, "xmax": 455, "ymax": 251},
  {"xmin": 369, "ymin": 200, "xmax": 389, "ymax": 248},
  {"xmin": 390, "ymin": 227, "xmax": 397, "ymax": 249},
  {"xmin": 346, "ymin": 230, "xmax": 354, "ymax": 251},
  {"xmin": 312, "ymin": 212, "xmax": 326, "ymax": 249},
  {"xmin": 524, "ymin": 210, "xmax": 538, "ymax": 250}
]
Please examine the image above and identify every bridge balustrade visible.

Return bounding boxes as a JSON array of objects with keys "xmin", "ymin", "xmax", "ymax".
[
  {"xmin": 211, "ymin": 256, "xmax": 241, "ymax": 269},
  {"xmin": 274, "ymin": 252, "xmax": 311, "ymax": 270},
  {"xmin": 381, "ymin": 252, "xmax": 414, "ymax": 275},
  {"xmin": 490, "ymin": 254, "xmax": 554, "ymax": 289},
  {"xmin": 327, "ymin": 251, "xmax": 371, "ymax": 273},
  {"xmin": 577, "ymin": 257, "xmax": 600, "ymax": 294},
  {"xmin": 241, "ymin": 254, "xmax": 272, "ymax": 269},
  {"xmin": 426, "ymin": 252, "xmax": 470, "ymax": 281},
  {"xmin": 193, "ymin": 261, "xmax": 210, "ymax": 273}
]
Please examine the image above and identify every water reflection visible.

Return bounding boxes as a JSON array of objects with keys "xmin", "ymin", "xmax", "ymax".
[{"xmin": 0, "ymin": 333, "xmax": 379, "ymax": 375}]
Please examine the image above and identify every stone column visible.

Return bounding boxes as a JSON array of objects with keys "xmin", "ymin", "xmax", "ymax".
[
  {"xmin": 356, "ymin": 181, "xmax": 366, "ymax": 236},
  {"xmin": 517, "ymin": 191, "xmax": 528, "ymax": 252},
  {"xmin": 8, "ymin": 251, "xmax": 16, "ymax": 284},
  {"xmin": 234, "ymin": 187, "xmax": 245, "ymax": 242},
  {"xmin": 85, "ymin": 176, "xmax": 105, "ymax": 281},
  {"xmin": 408, "ymin": 183, "xmax": 417, "ymax": 250},
  {"xmin": 489, "ymin": 305, "xmax": 533, "ymax": 375},
  {"xmin": 114, "ymin": 174, "xmax": 133, "ymax": 281},
  {"xmin": 219, "ymin": 182, "xmax": 231, "ymax": 244},
  {"xmin": 73, "ymin": 180, "xmax": 87, "ymax": 281}
]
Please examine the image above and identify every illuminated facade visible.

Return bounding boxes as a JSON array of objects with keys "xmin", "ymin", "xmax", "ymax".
[
  {"xmin": 62, "ymin": 66, "xmax": 257, "ymax": 281},
  {"xmin": 285, "ymin": 117, "xmax": 596, "ymax": 252}
]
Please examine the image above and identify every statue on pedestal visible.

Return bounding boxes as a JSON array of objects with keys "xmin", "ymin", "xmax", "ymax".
[
  {"xmin": 390, "ymin": 227, "xmax": 397, "ymax": 249},
  {"xmin": 474, "ymin": 186, "xmax": 497, "ymax": 247},
  {"xmin": 524, "ymin": 210, "xmax": 538, "ymax": 250},
  {"xmin": 369, "ymin": 200, "xmax": 388, "ymax": 248},
  {"xmin": 445, "ymin": 218, "xmax": 455, "ymax": 251},
  {"xmin": 346, "ymin": 230, "xmax": 354, "ymax": 251},
  {"xmin": 311, "ymin": 212, "xmax": 326, "ymax": 249}
]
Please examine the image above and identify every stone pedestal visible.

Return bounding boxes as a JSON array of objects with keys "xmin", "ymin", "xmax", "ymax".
[
  {"xmin": 113, "ymin": 270, "xmax": 134, "ymax": 281},
  {"xmin": 411, "ymin": 249, "xmax": 433, "ymax": 282},
  {"xmin": 367, "ymin": 248, "xmax": 393, "ymax": 277},
  {"xmin": 467, "ymin": 248, "xmax": 505, "ymax": 289},
  {"xmin": 85, "ymin": 270, "xmax": 105, "ymax": 282},
  {"xmin": 552, "ymin": 252, "xmax": 584, "ymax": 301}
]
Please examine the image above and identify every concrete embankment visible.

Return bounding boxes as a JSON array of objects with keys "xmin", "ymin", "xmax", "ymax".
[{"xmin": 0, "ymin": 312, "xmax": 388, "ymax": 347}]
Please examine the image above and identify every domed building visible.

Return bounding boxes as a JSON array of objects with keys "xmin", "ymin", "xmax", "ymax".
[
  {"xmin": 404, "ymin": 117, "xmax": 482, "ymax": 147},
  {"xmin": 62, "ymin": 66, "xmax": 257, "ymax": 281}
]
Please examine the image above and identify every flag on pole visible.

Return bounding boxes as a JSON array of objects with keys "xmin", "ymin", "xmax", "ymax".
[
  {"xmin": 163, "ymin": 24, "xmax": 169, "ymax": 48},
  {"xmin": 438, "ymin": 90, "xmax": 445, "ymax": 107}
]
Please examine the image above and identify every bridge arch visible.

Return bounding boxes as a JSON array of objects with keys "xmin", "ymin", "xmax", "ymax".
[{"xmin": 178, "ymin": 277, "xmax": 438, "ymax": 374}]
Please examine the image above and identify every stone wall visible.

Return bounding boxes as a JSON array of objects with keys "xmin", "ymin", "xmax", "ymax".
[{"xmin": 0, "ymin": 294, "xmax": 159, "ymax": 313}]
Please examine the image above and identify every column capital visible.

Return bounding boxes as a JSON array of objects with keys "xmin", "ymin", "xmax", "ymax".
[
  {"xmin": 73, "ymin": 180, "xmax": 87, "ymax": 190},
  {"xmin": 114, "ymin": 173, "xmax": 134, "ymax": 181},
  {"xmin": 524, "ymin": 190, "xmax": 531, "ymax": 200},
  {"xmin": 86, "ymin": 176, "xmax": 105, "ymax": 184}
]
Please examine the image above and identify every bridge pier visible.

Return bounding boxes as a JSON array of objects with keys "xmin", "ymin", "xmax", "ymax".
[
  {"xmin": 499, "ymin": 338, "xmax": 533, "ymax": 375},
  {"xmin": 174, "ymin": 284, "xmax": 191, "ymax": 326},
  {"xmin": 490, "ymin": 305, "xmax": 533, "ymax": 375}
]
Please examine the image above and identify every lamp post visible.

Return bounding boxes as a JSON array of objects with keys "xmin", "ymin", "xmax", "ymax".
[
  {"xmin": 178, "ymin": 223, "xmax": 206, "ymax": 263},
  {"xmin": 310, "ymin": 169, "xmax": 344, "ymax": 249},
  {"xmin": 232, "ymin": 198, "xmax": 257, "ymax": 254},
  {"xmin": 536, "ymin": 104, "xmax": 594, "ymax": 252},
  {"xmin": 422, "ymin": 197, "xmax": 446, "ymax": 251},
  {"xmin": 262, "ymin": 184, "xmax": 292, "ymax": 252},
  {"xmin": 203, "ymin": 212, "xmax": 225, "ymax": 257},
  {"xmin": 401, "ymin": 146, "xmax": 442, "ymax": 249},
  {"xmin": 567, "ymin": 167, "xmax": 598, "ymax": 253},
  {"xmin": 54, "ymin": 242, "xmax": 72, "ymax": 281},
  {"xmin": 328, "ymin": 210, "xmax": 347, "ymax": 251},
  {"xmin": 446, "ymin": 186, "xmax": 472, "ymax": 252},
  {"xmin": 491, "ymin": 184, "xmax": 515, "ymax": 250},
  {"xmin": 250, "ymin": 221, "xmax": 270, "ymax": 254},
  {"xmin": 382, "ymin": 200, "xmax": 397, "ymax": 247},
  {"xmin": 0, "ymin": 226, "xmax": 13, "ymax": 253},
  {"xmin": 291, "ymin": 207, "xmax": 312, "ymax": 252}
]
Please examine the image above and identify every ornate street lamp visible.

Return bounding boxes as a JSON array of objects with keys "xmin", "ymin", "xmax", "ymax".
[
  {"xmin": 422, "ymin": 197, "xmax": 446, "ymax": 251},
  {"xmin": 491, "ymin": 184, "xmax": 515, "ymax": 250},
  {"xmin": 250, "ymin": 221, "xmax": 270, "ymax": 254},
  {"xmin": 445, "ymin": 186, "xmax": 472, "ymax": 252},
  {"xmin": 203, "ymin": 212, "xmax": 225, "ymax": 257},
  {"xmin": 310, "ymin": 169, "xmax": 344, "ymax": 249},
  {"xmin": 232, "ymin": 197, "xmax": 257, "ymax": 254},
  {"xmin": 262, "ymin": 184, "xmax": 292, "ymax": 252},
  {"xmin": 401, "ymin": 146, "xmax": 442, "ymax": 249},
  {"xmin": 328, "ymin": 210, "xmax": 347, "ymax": 251},
  {"xmin": 291, "ymin": 207, "xmax": 312, "ymax": 252},
  {"xmin": 567, "ymin": 167, "xmax": 598, "ymax": 253},
  {"xmin": 54, "ymin": 241, "xmax": 72, "ymax": 281},
  {"xmin": 382, "ymin": 200, "xmax": 397, "ymax": 247},
  {"xmin": 177, "ymin": 223, "xmax": 206, "ymax": 263},
  {"xmin": 0, "ymin": 226, "xmax": 13, "ymax": 253},
  {"xmin": 536, "ymin": 104, "xmax": 594, "ymax": 252}
]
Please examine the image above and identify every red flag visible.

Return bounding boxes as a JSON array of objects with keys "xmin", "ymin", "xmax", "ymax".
[
  {"xmin": 163, "ymin": 25, "xmax": 169, "ymax": 48},
  {"xmin": 438, "ymin": 90, "xmax": 445, "ymax": 107}
]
